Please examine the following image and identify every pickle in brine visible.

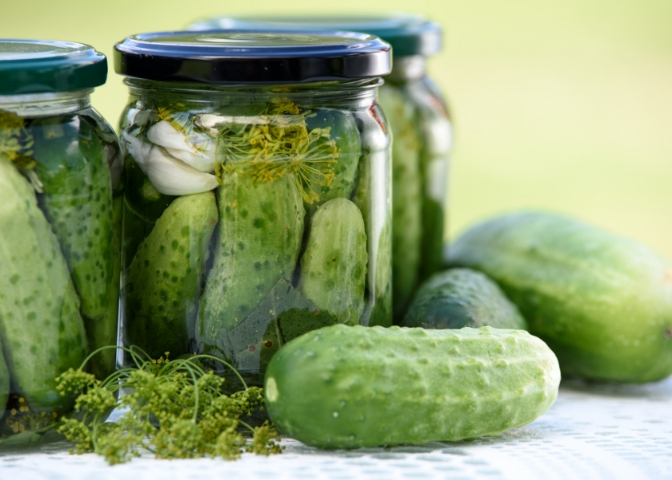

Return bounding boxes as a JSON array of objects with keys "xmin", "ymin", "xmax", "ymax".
[
  {"xmin": 126, "ymin": 192, "xmax": 218, "ymax": 359},
  {"xmin": 0, "ymin": 158, "xmax": 87, "ymax": 411},
  {"xmin": 299, "ymin": 198, "xmax": 368, "ymax": 325},
  {"xmin": 198, "ymin": 173, "xmax": 305, "ymax": 345},
  {"xmin": 31, "ymin": 116, "xmax": 117, "ymax": 322}
]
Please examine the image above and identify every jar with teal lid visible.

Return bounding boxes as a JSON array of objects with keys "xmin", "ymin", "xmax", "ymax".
[
  {"xmin": 0, "ymin": 40, "xmax": 122, "ymax": 441},
  {"xmin": 188, "ymin": 15, "xmax": 453, "ymax": 322},
  {"xmin": 114, "ymin": 30, "xmax": 392, "ymax": 387}
]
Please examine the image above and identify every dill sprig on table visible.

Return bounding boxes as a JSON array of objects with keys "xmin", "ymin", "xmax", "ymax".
[{"xmin": 55, "ymin": 347, "xmax": 282, "ymax": 465}]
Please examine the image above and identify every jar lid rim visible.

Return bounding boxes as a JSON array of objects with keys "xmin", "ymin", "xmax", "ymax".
[
  {"xmin": 187, "ymin": 14, "xmax": 442, "ymax": 57},
  {"xmin": 0, "ymin": 39, "xmax": 107, "ymax": 95},
  {"xmin": 114, "ymin": 30, "xmax": 392, "ymax": 84}
]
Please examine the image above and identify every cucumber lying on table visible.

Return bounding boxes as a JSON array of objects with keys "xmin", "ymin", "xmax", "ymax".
[
  {"xmin": 446, "ymin": 211, "xmax": 672, "ymax": 383},
  {"xmin": 265, "ymin": 324, "xmax": 560, "ymax": 449},
  {"xmin": 401, "ymin": 268, "xmax": 527, "ymax": 330}
]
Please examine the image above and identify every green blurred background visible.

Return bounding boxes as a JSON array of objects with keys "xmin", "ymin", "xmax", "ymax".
[{"xmin": 2, "ymin": 0, "xmax": 671, "ymax": 257}]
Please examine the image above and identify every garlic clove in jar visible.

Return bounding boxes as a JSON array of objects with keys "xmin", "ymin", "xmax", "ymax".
[
  {"xmin": 121, "ymin": 130, "xmax": 153, "ymax": 166},
  {"xmin": 141, "ymin": 145, "xmax": 219, "ymax": 196},
  {"xmin": 146, "ymin": 120, "xmax": 215, "ymax": 173}
]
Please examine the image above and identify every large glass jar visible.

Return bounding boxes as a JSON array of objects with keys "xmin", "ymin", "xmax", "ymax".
[
  {"xmin": 0, "ymin": 40, "xmax": 122, "ymax": 441},
  {"xmin": 115, "ymin": 31, "xmax": 392, "ymax": 387},
  {"xmin": 188, "ymin": 15, "xmax": 453, "ymax": 322}
]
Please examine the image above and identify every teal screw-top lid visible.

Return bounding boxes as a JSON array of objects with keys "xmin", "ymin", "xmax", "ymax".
[
  {"xmin": 0, "ymin": 40, "xmax": 107, "ymax": 95},
  {"xmin": 188, "ymin": 14, "xmax": 442, "ymax": 58}
]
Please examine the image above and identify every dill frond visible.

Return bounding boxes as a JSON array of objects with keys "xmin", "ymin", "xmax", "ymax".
[
  {"xmin": 55, "ymin": 347, "xmax": 283, "ymax": 464},
  {"xmin": 215, "ymin": 99, "xmax": 340, "ymax": 204}
]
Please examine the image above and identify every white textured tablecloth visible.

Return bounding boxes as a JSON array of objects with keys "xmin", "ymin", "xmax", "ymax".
[{"xmin": 2, "ymin": 377, "xmax": 671, "ymax": 480}]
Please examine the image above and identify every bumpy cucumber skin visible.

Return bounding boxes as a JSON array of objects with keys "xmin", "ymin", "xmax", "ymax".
[
  {"xmin": 299, "ymin": 198, "xmax": 368, "ymax": 325},
  {"xmin": 0, "ymin": 159, "xmax": 87, "ymax": 411},
  {"xmin": 31, "ymin": 116, "xmax": 117, "ymax": 322},
  {"xmin": 85, "ymin": 195, "xmax": 122, "ymax": 380},
  {"xmin": 0, "ymin": 343, "xmax": 8, "ymax": 417},
  {"xmin": 265, "ymin": 325, "xmax": 560, "ymax": 449},
  {"xmin": 402, "ymin": 268, "xmax": 527, "ymax": 331},
  {"xmin": 198, "ymin": 174, "xmax": 305, "ymax": 343},
  {"xmin": 378, "ymin": 86, "xmax": 423, "ymax": 322},
  {"xmin": 446, "ymin": 211, "xmax": 672, "ymax": 383},
  {"xmin": 125, "ymin": 192, "xmax": 218, "ymax": 359}
]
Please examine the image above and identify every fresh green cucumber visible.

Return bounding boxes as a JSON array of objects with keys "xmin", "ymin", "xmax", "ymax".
[
  {"xmin": 265, "ymin": 324, "xmax": 560, "ymax": 449},
  {"xmin": 299, "ymin": 198, "xmax": 367, "ymax": 325},
  {"xmin": 198, "ymin": 173, "xmax": 305, "ymax": 344},
  {"xmin": 446, "ymin": 211, "xmax": 672, "ymax": 383},
  {"xmin": 401, "ymin": 268, "xmax": 527, "ymax": 331},
  {"xmin": 31, "ymin": 116, "xmax": 116, "ymax": 322},
  {"xmin": 378, "ymin": 86, "xmax": 423, "ymax": 322},
  {"xmin": 0, "ymin": 158, "xmax": 87, "ymax": 411},
  {"xmin": 126, "ymin": 192, "xmax": 218, "ymax": 359}
]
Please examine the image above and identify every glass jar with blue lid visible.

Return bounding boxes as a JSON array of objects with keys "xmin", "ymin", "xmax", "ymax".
[
  {"xmin": 189, "ymin": 15, "xmax": 453, "ymax": 322},
  {"xmin": 114, "ymin": 30, "xmax": 392, "ymax": 387},
  {"xmin": 0, "ymin": 40, "xmax": 122, "ymax": 440}
]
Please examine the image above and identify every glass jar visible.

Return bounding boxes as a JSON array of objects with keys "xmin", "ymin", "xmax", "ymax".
[
  {"xmin": 115, "ymin": 31, "xmax": 392, "ymax": 387},
  {"xmin": 188, "ymin": 15, "xmax": 453, "ymax": 322},
  {"xmin": 0, "ymin": 40, "xmax": 122, "ymax": 440}
]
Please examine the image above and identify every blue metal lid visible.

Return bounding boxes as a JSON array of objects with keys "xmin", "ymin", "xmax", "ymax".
[
  {"xmin": 0, "ymin": 39, "xmax": 107, "ymax": 95},
  {"xmin": 188, "ymin": 14, "xmax": 442, "ymax": 58},
  {"xmin": 114, "ymin": 30, "xmax": 391, "ymax": 84}
]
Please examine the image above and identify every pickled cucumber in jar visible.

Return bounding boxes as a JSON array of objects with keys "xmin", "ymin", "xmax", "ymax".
[
  {"xmin": 0, "ymin": 40, "xmax": 121, "ymax": 444},
  {"xmin": 115, "ymin": 31, "xmax": 392, "ymax": 385},
  {"xmin": 186, "ymin": 16, "xmax": 452, "ymax": 323}
]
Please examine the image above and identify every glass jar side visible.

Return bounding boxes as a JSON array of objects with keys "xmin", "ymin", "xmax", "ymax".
[
  {"xmin": 118, "ymin": 79, "xmax": 391, "ymax": 386},
  {"xmin": 378, "ymin": 56, "xmax": 453, "ymax": 322},
  {"xmin": 0, "ymin": 91, "xmax": 122, "ymax": 439}
]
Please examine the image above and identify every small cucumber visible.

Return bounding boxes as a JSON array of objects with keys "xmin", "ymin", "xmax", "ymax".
[
  {"xmin": 265, "ymin": 324, "xmax": 560, "ymax": 449},
  {"xmin": 299, "ymin": 198, "xmax": 368, "ymax": 325},
  {"xmin": 0, "ymin": 343, "xmax": 8, "ymax": 418},
  {"xmin": 125, "ymin": 191, "xmax": 218, "ymax": 359},
  {"xmin": 446, "ymin": 211, "xmax": 672, "ymax": 383},
  {"xmin": 401, "ymin": 268, "xmax": 527, "ymax": 331},
  {"xmin": 31, "ymin": 116, "xmax": 117, "ymax": 322},
  {"xmin": 378, "ymin": 86, "xmax": 423, "ymax": 322},
  {"xmin": 198, "ymin": 173, "xmax": 305, "ymax": 344},
  {"xmin": 84, "ymin": 195, "xmax": 122, "ymax": 380},
  {"xmin": 0, "ymin": 158, "xmax": 87, "ymax": 411}
]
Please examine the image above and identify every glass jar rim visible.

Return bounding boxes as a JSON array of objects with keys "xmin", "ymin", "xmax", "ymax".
[
  {"xmin": 114, "ymin": 29, "xmax": 392, "ymax": 84},
  {"xmin": 188, "ymin": 14, "xmax": 442, "ymax": 58},
  {"xmin": 0, "ymin": 39, "xmax": 107, "ymax": 95}
]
